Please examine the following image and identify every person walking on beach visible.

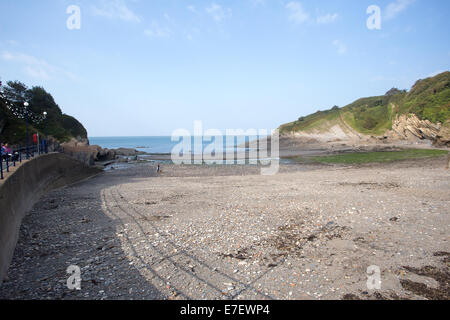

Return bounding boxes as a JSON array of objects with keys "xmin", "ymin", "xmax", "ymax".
[{"xmin": 157, "ymin": 164, "xmax": 161, "ymax": 174}]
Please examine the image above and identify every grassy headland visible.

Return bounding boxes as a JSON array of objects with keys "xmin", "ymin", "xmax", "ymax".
[{"xmin": 280, "ymin": 71, "xmax": 450, "ymax": 137}]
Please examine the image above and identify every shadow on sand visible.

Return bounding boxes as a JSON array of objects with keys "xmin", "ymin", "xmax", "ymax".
[{"xmin": 0, "ymin": 166, "xmax": 165, "ymax": 300}]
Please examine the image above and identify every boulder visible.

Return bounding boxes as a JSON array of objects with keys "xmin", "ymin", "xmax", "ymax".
[{"xmin": 60, "ymin": 142, "xmax": 120, "ymax": 165}]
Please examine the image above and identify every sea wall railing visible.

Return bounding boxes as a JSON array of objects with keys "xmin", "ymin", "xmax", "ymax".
[{"xmin": 0, "ymin": 141, "xmax": 49, "ymax": 180}]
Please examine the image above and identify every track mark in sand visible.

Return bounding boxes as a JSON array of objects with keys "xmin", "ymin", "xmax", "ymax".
[
  {"xmin": 109, "ymin": 186, "xmax": 275, "ymax": 300},
  {"xmin": 104, "ymin": 188, "xmax": 194, "ymax": 299},
  {"xmin": 113, "ymin": 186, "xmax": 272, "ymax": 299},
  {"xmin": 100, "ymin": 189, "xmax": 178, "ymax": 299}
]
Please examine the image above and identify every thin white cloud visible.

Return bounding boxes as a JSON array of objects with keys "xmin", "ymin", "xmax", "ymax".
[
  {"xmin": 184, "ymin": 27, "xmax": 201, "ymax": 41},
  {"xmin": 23, "ymin": 66, "xmax": 50, "ymax": 80},
  {"xmin": 285, "ymin": 2, "xmax": 309, "ymax": 24},
  {"xmin": 250, "ymin": 0, "xmax": 266, "ymax": 7},
  {"xmin": 385, "ymin": 0, "xmax": 414, "ymax": 20},
  {"xmin": 144, "ymin": 22, "xmax": 171, "ymax": 38},
  {"xmin": 1, "ymin": 51, "xmax": 77, "ymax": 81},
  {"xmin": 163, "ymin": 13, "xmax": 174, "ymax": 24},
  {"xmin": 92, "ymin": 0, "xmax": 141, "ymax": 23},
  {"xmin": 205, "ymin": 3, "xmax": 232, "ymax": 22},
  {"xmin": 317, "ymin": 13, "xmax": 338, "ymax": 24},
  {"xmin": 332, "ymin": 40, "xmax": 347, "ymax": 55},
  {"xmin": 7, "ymin": 40, "xmax": 19, "ymax": 46},
  {"xmin": 187, "ymin": 5, "xmax": 197, "ymax": 14}
]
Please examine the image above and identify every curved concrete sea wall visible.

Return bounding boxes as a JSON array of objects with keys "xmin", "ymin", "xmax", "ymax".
[{"xmin": 0, "ymin": 153, "xmax": 101, "ymax": 285}]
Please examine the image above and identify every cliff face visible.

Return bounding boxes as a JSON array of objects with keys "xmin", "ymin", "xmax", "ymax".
[
  {"xmin": 281, "ymin": 113, "xmax": 450, "ymax": 147},
  {"xmin": 284, "ymin": 119, "xmax": 368, "ymax": 145},
  {"xmin": 387, "ymin": 114, "xmax": 450, "ymax": 146},
  {"xmin": 280, "ymin": 71, "xmax": 450, "ymax": 147},
  {"xmin": 61, "ymin": 140, "xmax": 117, "ymax": 166}
]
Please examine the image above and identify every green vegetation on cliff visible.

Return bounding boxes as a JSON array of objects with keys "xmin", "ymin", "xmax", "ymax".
[
  {"xmin": 0, "ymin": 80, "xmax": 87, "ymax": 145},
  {"xmin": 401, "ymin": 72, "xmax": 450, "ymax": 123},
  {"xmin": 280, "ymin": 71, "xmax": 450, "ymax": 136}
]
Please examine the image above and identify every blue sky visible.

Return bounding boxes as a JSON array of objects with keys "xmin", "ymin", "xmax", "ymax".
[{"xmin": 0, "ymin": 0, "xmax": 449, "ymax": 136}]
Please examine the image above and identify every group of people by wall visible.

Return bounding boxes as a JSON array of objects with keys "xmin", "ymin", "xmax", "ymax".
[
  {"xmin": 1, "ymin": 143, "xmax": 19, "ymax": 162},
  {"xmin": 1, "ymin": 137, "xmax": 49, "ymax": 163}
]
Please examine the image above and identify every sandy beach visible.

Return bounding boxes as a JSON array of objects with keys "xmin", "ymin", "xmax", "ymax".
[{"xmin": 0, "ymin": 155, "xmax": 448, "ymax": 300}]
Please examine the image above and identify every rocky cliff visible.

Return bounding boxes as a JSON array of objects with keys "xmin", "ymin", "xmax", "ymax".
[
  {"xmin": 280, "ymin": 71, "xmax": 450, "ymax": 147},
  {"xmin": 387, "ymin": 114, "xmax": 450, "ymax": 146},
  {"xmin": 61, "ymin": 140, "xmax": 117, "ymax": 166}
]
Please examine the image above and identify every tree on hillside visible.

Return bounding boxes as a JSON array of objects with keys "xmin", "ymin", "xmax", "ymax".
[
  {"xmin": 385, "ymin": 88, "xmax": 403, "ymax": 96},
  {"xmin": 1, "ymin": 79, "xmax": 88, "ymax": 143},
  {"xmin": 0, "ymin": 99, "xmax": 7, "ymax": 135},
  {"xmin": 2, "ymin": 81, "xmax": 29, "ymax": 119},
  {"xmin": 2, "ymin": 82, "xmax": 52, "ymax": 125}
]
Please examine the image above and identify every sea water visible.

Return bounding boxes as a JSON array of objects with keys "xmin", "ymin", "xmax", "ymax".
[{"xmin": 89, "ymin": 136, "xmax": 252, "ymax": 154}]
